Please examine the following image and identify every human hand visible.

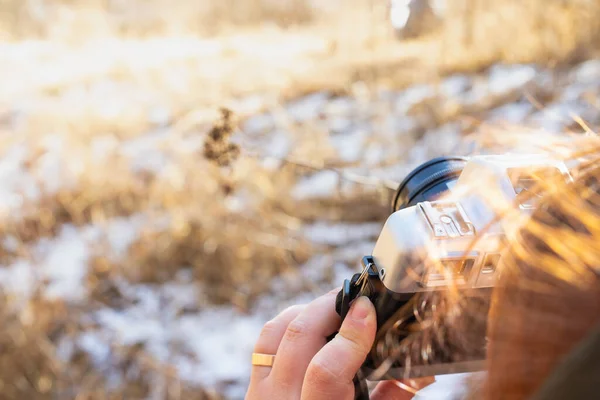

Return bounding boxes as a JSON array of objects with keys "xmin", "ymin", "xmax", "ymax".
[{"xmin": 246, "ymin": 290, "xmax": 434, "ymax": 400}]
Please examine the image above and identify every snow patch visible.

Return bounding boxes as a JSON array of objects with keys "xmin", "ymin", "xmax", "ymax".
[
  {"xmin": 488, "ymin": 64, "xmax": 536, "ymax": 95},
  {"xmin": 0, "ymin": 260, "xmax": 36, "ymax": 299},
  {"xmin": 37, "ymin": 224, "xmax": 96, "ymax": 301},
  {"xmin": 286, "ymin": 92, "xmax": 329, "ymax": 122},
  {"xmin": 329, "ymin": 128, "xmax": 367, "ymax": 162},
  {"xmin": 395, "ymin": 84, "xmax": 436, "ymax": 114},
  {"xmin": 304, "ymin": 222, "xmax": 382, "ymax": 246},
  {"xmin": 105, "ymin": 215, "xmax": 146, "ymax": 258},
  {"xmin": 0, "ymin": 143, "xmax": 39, "ymax": 212},
  {"xmin": 490, "ymin": 102, "xmax": 533, "ymax": 123},
  {"xmin": 292, "ymin": 170, "xmax": 339, "ymax": 200},
  {"xmin": 572, "ymin": 59, "xmax": 600, "ymax": 83}
]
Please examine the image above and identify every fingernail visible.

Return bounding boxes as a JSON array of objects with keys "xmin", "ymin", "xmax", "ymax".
[{"xmin": 350, "ymin": 296, "xmax": 372, "ymax": 320}]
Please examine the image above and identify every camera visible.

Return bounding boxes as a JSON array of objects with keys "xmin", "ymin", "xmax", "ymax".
[{"xmin": 335, "ymin": 155, "xmax": 571, "ymax": 384}]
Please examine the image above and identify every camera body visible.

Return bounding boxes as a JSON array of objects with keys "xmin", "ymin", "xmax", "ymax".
[{"xmin": 336, "ymin": 155, "xmax": 571, "ymax": 381}]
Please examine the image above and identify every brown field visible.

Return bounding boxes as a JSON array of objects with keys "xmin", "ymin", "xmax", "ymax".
[{"xmin": 0, "ymin": 0, "xmax": 598, "ymax": 399}]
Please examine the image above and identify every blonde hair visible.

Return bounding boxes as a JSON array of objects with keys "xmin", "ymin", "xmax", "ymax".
[
  {"xmin": 485, "ymin": 140, "xmax": 600, "ymax": 399},
  {"xmin": 375, "ymin": 135, "xmax": 600, "ymax": 398}
]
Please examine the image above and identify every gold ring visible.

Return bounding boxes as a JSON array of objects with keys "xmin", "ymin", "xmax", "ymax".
[{"xmin": 252, "ymin": 353, "xmax": 275, "ymax": 367}]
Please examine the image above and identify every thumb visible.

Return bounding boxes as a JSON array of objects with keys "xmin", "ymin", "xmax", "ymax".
[{"xmin": 301, "ymin": 296, "xmax": 376, "ymax": 400}]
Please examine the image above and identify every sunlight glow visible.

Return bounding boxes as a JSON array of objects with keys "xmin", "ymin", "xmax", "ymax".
[{"xmin": 390, "ymin": 0, "xmax": 411, "ymax": 29}]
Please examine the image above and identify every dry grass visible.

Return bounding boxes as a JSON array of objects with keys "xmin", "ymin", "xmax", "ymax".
[
  {"xmin": 0, "ymin": 0, "xmax": 316, "ymax": 39},
  {"xmin": 0, "ymin": 101, "xmax": 391, "ymax": 397},
  {"xmin": 3, "ymin": 0, "xmax": 599, "ymax": 76},
  {"xmin": 0, "ymin": 0, "xmax": 598, "ymax": 399},
  {"xmin": 0, "ymin": 295, "xmax": 222, "ymax": 399},
  {"xmin": 0, "ymin": 106, "xmax": 389, "ymax": 308},
  {"xmin": 439, "ymin": 0, "xmax": 600, "ymax": 71}
]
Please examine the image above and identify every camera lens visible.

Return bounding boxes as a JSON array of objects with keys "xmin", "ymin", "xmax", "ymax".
[{"xmin": 392, "ymin": 156, "xmax": 468, "ymax": 211}]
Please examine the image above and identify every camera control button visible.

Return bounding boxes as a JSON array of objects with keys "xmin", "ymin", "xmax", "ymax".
[
  {"xmin": 433, "ymin": 224, "xmax": 447, "ymax": 237},
  {"xmin": 444, "ymin": 222, "xmax": 460, "ymax": 237},
  {"xmin": 440, "ymin": 215, "xmax": 452, "ymax": 224}
]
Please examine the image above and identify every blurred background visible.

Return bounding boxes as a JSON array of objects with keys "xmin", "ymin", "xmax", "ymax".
[{"xmin": 0, "ymin": 0, "xmax": 599, "ymax": 399}]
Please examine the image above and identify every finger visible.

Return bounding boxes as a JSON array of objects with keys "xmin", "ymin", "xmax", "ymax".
[
  {"xmin": 270, "ymin": 290, "xmax": 341, "ymax": 392},
  {"xmin": 301, "ymin": 296, "xmax": 376, "ymax": 400},
  {"xmin": 370, "ymin": 377, "xmax": 436, "ymax": 400},
  {"xmin": 251, "ymin": 305, "xmax": 306, "ymax": 382}
]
